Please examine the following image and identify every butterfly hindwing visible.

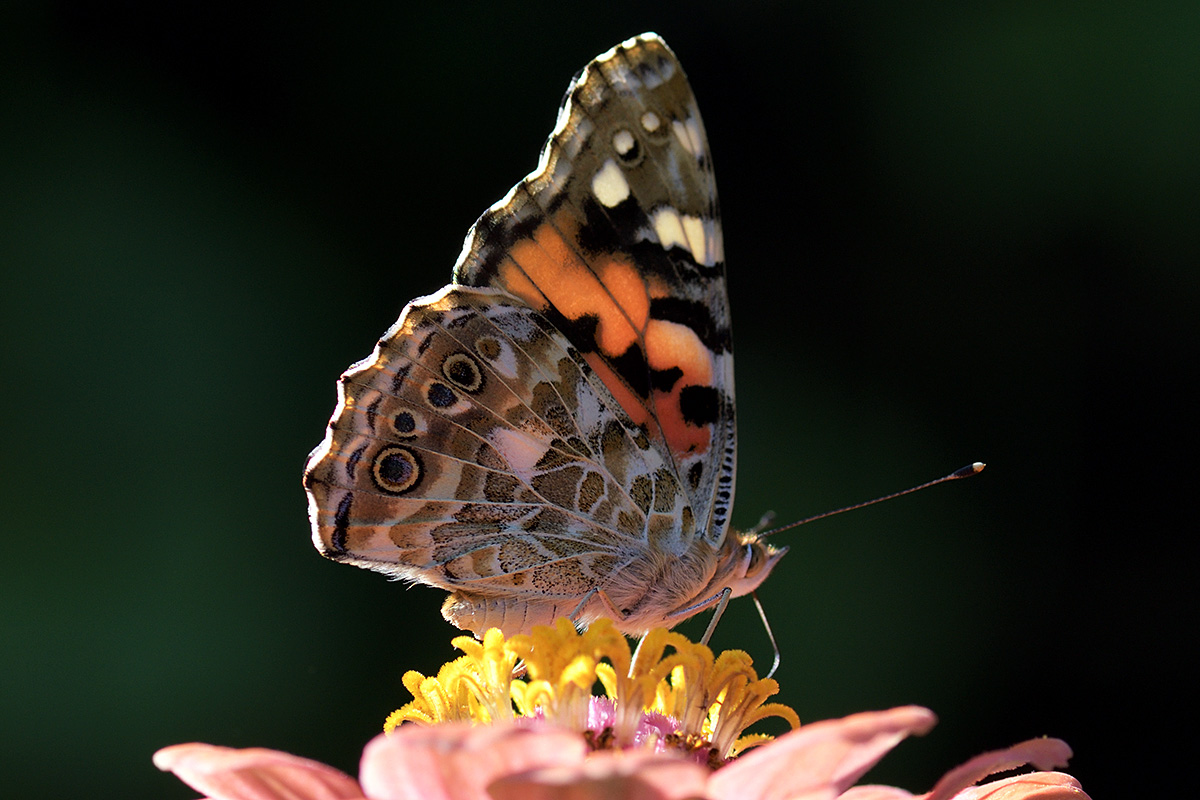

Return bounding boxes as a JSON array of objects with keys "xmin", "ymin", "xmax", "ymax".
[{"xmin": 304, "ymin": 286, "xmax": 694, "ymax": 604}]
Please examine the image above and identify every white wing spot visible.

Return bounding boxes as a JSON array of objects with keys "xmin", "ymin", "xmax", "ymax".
[
  {"xmin": 671, "ymin": 116, "xmax": 704, "ymax": 158},
  {"xmin": 595, "ymin": 43, "xmax": 621, "ymax": 64},
  {"xmin": 652, "ymin": 206, "xmax": 688, "ymax": 252},
  {"xmin": 652, "ymin": 207, "xmax": 719, "ymax": 266},
  {"xmin": 489, "ymin": 428, "xmax": 547, "ymax": 485},
  {"xmin": 658, "ymin": 56, "xmax": 676, "ymax": 82},
  {"xmin": 640, "ymin": 66, "xmax": 664, "ymax": 89},
  {"xmin": 681, "ymin": 215, "xmax": 710, "ymax": 266},
  {"xmin": 592, "ymin": 159, "xmax": 630, "ymax": 208},
  {"xmin": 546, "ymin": 155, "xmax": 572, "ymax": 195},
  {"xmin": 612, "ymin": 129, "xmax": 636, "ymax": 156},
  {"xmin": 489, "ymin": 339, "xmax": 519, "ymax": 379},
  {"xmin": 671, "ymin": 119, "xmax": 693, "ymax": 155},
  {"xmin": 640, "ymin": 111, "xmax": 661, "ymax": 133}
]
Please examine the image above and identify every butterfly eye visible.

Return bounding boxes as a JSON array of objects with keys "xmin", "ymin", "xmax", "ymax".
[
  {"xmin": 442, "ymin": 352, "xmax": 484, "ymax": 393},
  {"xmin": 371, "ymin": 446, "xmax": 422, "ymax": 495}
]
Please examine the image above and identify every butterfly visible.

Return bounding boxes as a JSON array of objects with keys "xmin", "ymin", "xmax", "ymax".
[{"xmin": 303, "ymin": 33, "xmax": 786, "ymax": 638}]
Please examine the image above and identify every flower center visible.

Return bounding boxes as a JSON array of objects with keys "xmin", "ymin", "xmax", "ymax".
[{"xmin": 385, "ymin": 618, "xmax": 799, "ymax": 765}]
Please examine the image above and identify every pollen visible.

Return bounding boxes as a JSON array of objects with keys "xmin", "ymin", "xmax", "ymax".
[{"xmin": 384, "ymin": 618, "xmax": 799, "ymax": 765}]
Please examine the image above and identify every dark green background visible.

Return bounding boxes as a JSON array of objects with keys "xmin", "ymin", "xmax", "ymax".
[{"xmin": 2, "ymin": 3, "xmax": 1194, "ymax": 798}]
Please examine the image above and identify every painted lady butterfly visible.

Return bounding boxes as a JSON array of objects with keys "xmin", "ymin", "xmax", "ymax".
[{"xmin": 303, "ymin": 33, "xmax": 786, "ymax": 637}]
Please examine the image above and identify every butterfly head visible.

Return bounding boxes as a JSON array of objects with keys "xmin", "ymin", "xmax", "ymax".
[{"xmin": 715, "ymin": 532, "xmax": 789, "ymax": 601}]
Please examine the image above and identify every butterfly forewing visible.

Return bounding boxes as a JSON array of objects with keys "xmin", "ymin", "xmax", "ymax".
[{"xmin": 453, "ymin": 34, "xmax": 736, "ymax": 546}]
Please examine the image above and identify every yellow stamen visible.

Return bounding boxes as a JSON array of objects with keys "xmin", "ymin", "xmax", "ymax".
[{"xmin": 385, "ymin": 618, "xmax": 800, "ymax": 763}]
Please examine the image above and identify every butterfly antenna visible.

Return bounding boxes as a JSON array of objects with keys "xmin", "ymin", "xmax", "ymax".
[{"xmin": 759, "ymin": 462, "xmax": 986, "ymax": 539}]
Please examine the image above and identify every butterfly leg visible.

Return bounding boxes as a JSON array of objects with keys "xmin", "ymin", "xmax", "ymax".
[
  {"xmin": 671, "ymin": 588, "xmax": 781, "ymax": 676},
  {"xmin": 569, "ymin": 586, "xmax": 630, "ymax": 627},
  {"xmin": 665, "ymin": 587, "xmax": 730, "ymax": 636},
  {"xmin": 568, "ymin": 587, "xmax": 599, "ymax": 623},
  {"xmin": 665, "ymin": 587, "xmax": 733, "ymax": 642},
  {"xmin": 699, "ymin": 587, "xmax": 733, "ymax": 645},
  {"xmin": 752, "ymin": 590, "xmax": 781, "ymax": 679},
  {"xmin": 629, "ymin": 632, "xmax": 650, "ymax": 679}
]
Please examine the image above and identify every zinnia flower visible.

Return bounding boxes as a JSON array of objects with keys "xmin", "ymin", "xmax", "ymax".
[{"xmin": 155, "ymin": 619, "xmax": 1089, "ymax": 800}]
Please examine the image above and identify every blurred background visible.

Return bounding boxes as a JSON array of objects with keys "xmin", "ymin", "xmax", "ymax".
[{"xmin": 2, "ymin": 2, "xmax": 1195, "ymax": 797}]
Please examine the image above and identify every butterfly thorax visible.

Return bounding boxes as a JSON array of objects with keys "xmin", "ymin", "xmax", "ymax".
[{"xmin": 657, "ymin": 530, "xmax": 787, "ymax": 626}]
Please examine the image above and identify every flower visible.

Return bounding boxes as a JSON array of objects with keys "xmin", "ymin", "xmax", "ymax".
[
  {"xmin": 383, "ymin": 618, "xmax": 798, "ymax": 765},
  {"xmin": 155, "ymin": 620, "xmax": 1090, "ymax": 800}
]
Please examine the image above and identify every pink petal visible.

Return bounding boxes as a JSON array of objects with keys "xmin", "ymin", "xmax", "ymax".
[
  {"xmin": 708, "ymin": 706, "xmax": 938, "ymax": 800},
  {"xmin": 359, "ymin": 723, "xmax": 588, "ymax": 800},
  {"xmin": 839, "ymin": 787, "xmax": 917, "ymax": 800},
  {"xmin": 489, "ymin": 750, "xmax": 711, "ymax": 800},
  {"xmin": 941, "ymin": 771, "xmax": 1089, "ymax": 800},
  {"xmin": 925, "ymin": 739, "xmax": 1076, "ymax": 800},
  {"xmin": 153, "ymin": 743, "xmax": 365, "ymax": 800}
]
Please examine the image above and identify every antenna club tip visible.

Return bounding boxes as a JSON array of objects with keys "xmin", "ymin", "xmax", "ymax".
[{"xmin": 953, "ymin": 462, "xmax": 986, "ymax": 478}]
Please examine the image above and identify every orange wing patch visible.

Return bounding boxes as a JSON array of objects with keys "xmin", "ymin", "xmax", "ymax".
[
  {"xmin": 500, "ymin": 217, "xmax": 644, "ymax": 360},
  {"xmin": 492, "ymin": 217, "xmax": 719, "ymax": 463},
  {"xmin": 646, "ymin": 319, "xmax": 715, "ymax": 456}
]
